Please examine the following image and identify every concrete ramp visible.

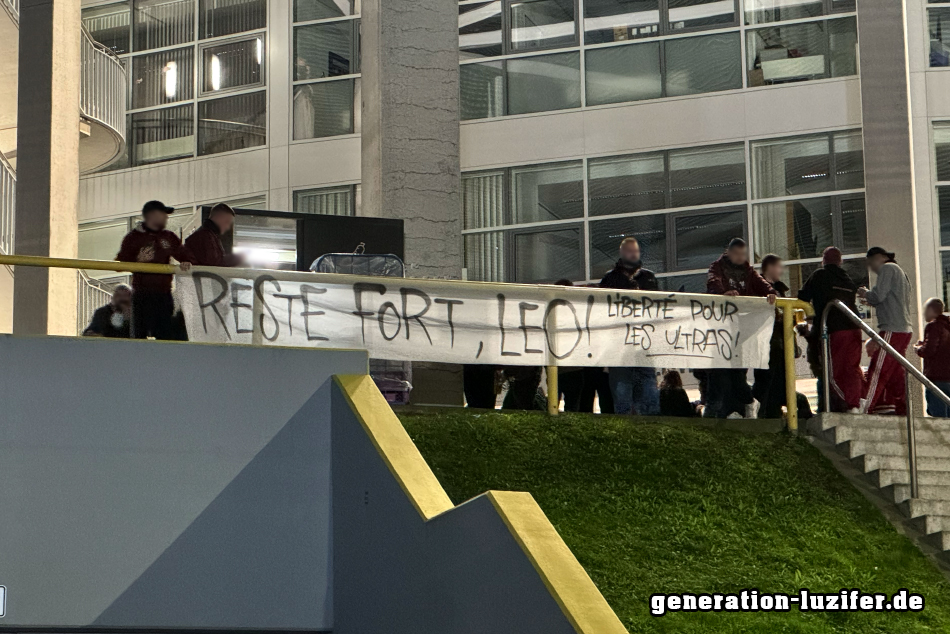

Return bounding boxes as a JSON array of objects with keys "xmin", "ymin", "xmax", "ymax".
[{"xmin": 0, "ymin": 336, "xmax": 624, "ymax": 633}]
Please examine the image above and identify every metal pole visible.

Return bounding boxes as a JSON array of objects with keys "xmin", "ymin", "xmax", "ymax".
[
  {"xmin": 782, "ymin": 305, "xmax": 798, "ymax": 432},
  {"xmin": 906, "ymin": 371, "xmax": 919, "ymax": 499},
  {"xmin": 547, "ymin": 366, "xmax": 559, "ymax": 416},
  {"xmin": 822, "ymin": 327, "xmax": 832, "ymax": 413}
]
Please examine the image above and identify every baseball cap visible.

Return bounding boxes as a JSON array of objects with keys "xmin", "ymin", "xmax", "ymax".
[
  {"xmin": 866, "ymin": 246, "xmax": 895, "ymax": 260},
  {"xmin": 142, "ymin": 200, "xmax": 175, "ymax": 215}
]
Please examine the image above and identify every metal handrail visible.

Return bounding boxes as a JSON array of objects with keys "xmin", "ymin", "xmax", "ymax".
[
  {"xmin": 76, "ymin": 270, "xmax": 116, "ymax": 334},
  {"xmin": 821, "ymin": 299, "xmax": 950, "ymax": 499}
]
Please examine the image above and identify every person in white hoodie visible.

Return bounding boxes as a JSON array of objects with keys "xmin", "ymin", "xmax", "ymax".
[{"xmin": 858, "ymin": 247, "xmax": 913, "ymax": 416}]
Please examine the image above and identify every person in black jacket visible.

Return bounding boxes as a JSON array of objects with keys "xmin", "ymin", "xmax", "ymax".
[
  {"xmin": 798, "ymin": 247, "xmax": 863, "ymax": 412},
  {"xmin": 600, "ymin": 237, "xmax": 660, "ymax": 416},
  {"xmin": 82, "ymin": 284, "xmax": 132, "ymax": 338},
  {"xmin": 659, "ymin": 370, "xmax": 697, "ymax": 417},
  {"xmin": 751, "ymin": 254, "xmax": 791, "ymax": 418}
]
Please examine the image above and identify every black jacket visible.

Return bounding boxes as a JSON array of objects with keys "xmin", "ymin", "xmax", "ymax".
[
  {"xmin": 599, "ymin": 261, "xmax": 659, "ymax": 291},
  {"xmin": 83, "ymin": 304, "xmax": 131, "ymax": 338},
  {"xmin": 798, "ymin": 264, "xmax": 860, "ymax": 334}
]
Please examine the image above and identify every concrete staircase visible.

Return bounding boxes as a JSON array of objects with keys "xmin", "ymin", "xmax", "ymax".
[{"xmin": 807, "ymin": 413, "xmax": 950, "ymax": 566}]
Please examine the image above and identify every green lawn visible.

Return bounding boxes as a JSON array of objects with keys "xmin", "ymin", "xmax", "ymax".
[{"xmin": 399, "ymin": 410, "xmax": 950, "ymax": 633}]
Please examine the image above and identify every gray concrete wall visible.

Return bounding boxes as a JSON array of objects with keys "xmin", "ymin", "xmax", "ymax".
[
  {"xmin": 331, "ymin": 380, "xmax": 581, "ymax": 634},
  {"xmin": 0, "ymin": 336, "xmax": 366, "ymax": 630},
  {"xmin": 360, "ymin": 0, "xmax": 462, "ymax": 280}
]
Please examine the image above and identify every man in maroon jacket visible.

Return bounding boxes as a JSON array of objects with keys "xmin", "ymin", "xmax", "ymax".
[
  {"xmin": 116, "ymin": 200, "xmax": 194, "ymax": 340},
  {"xmin": 185, "ymin": 203, "xmax": 243, "ymax": 267},
  {"xmin": 915, "ymin": 298, "xmax": 950, "ymax": 417},
  {"xmin": 704, "ymin": 238, "xmax": 776, "ymax": 419}
]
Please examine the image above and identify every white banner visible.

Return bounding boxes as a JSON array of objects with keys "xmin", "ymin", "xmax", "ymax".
[{"xmin": 176, "ymin": 268, "xmax": 776, "ymax": 369}]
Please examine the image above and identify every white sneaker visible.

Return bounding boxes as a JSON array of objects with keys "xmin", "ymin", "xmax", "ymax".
[
  {"xmin": 745, "ymin": 401, "xmax": 761, "ymax": 419},
  {"xmin": 847, "ymin": 408, "xmax": 861, "ymax": 414},
  {"xmin": 727, "ymin": 412, "xmax": 744, "ymax": 419}
]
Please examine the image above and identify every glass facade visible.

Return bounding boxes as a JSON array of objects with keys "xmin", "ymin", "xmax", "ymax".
[
  {"xmin": 82, "ymin": 0, "xmax": 267, "ymax": 170},
  {"xmin": 463, "ymin": 130, "xmax": 867, "ymax": 286},
  {"xmin": 460, "ymin": 0, "xmax": 858, "ymax": 120},
  {"xmin": 935, "ymin": 123, "xmax": 950, "ymax": 304},
  {"xmin": 294, "ymin": 185, "xmax": 360, "ymax": 215}
]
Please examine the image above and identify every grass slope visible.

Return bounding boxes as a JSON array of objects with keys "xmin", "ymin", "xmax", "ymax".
[{"xmin": 400, "ymin": 410, "xmax": 950, "ymax": 633}]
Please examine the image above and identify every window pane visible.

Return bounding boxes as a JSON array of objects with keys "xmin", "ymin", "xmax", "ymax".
[
  {"xmin": 930, "ymin": 8, "xmax": 950, "ymax": 67},
  {"xmin": 751, "ymin": 134, "xmax": 832, "ymax": 199},
  {"xmin": 939, "ymin": 187, "xmax": 950, "ymax": 247},
  {"xmin": 131, "ymin": 47, "xmax": 194, "ymax": 109},
  {"xmin": 295, "ymin": 0, "xmax": 354, "ymax": 21},
  {"xmin": 512, "ymin": 226, "xmax": 583, "ymax": 283},
  {"xmin": 583, "ymin": 0, "xmax": 659, "ymax": 44},
  {"xmin": 936, "ymin": 123, "xmax": 950, "ymax": 182},
  {"xmin": 233, "ymin": 214, "xmax": 298, "ymax": 270},
  {"xmin": 745, "ymin": 0, "xmax": 822, "ymax": 26},
  {"xmin": 833, "ymin": 130, "xmax": 864, "ymax": 189},
  {"xmin": 747, "ymin": 20, "xmax": 838, "ymax": 86},
  {"xmin": 134, "ymin": 0, "xmax": 195, "ymax": 51},
  {"xmin": 463, "ymin": 171, "xmax": 505, "ymax": 229},
  {"xmin": 509, "ymin": 0, "xmax": 577, "ymax": 51},
  {"xmin": 199, "ymin": 0, "xmax": 266, "ymax": 39},
  {"xmin": 294, "ymin": 186, "xmax": 354, "ymax": 215},
  {"xmin": 752, "ymin": 197, "xmax": 833, "ymax": 261},
  {"xmin": 461, "ymin": 61, "xmax": 505, "ymax": 120},
  {"xmin": 460, "ymin": 2, "xmax": 503, "ymax": 59},
  {"xmin": 828, "ymin": 17, "xmax": 858, "ymax": 78},
  {"xmin": 295, "ymin": 21, "xmax": 357, "ymax": 80},
  {"xmin": 130, "ymin": 104, "xmax": 194, "ymax": 166},
  {"xmin": 659, "ymin": 273, "xmax": 706, "ymax": 293},
  {"xmin": 293, "ymin": 79, "xmax": 355, "ymax": 139},
  {"xmin": 511, "ymin": 162, "xmax": 584, "ymax": 224},
  {"xmin": 589, "ymin": 214, "xmax": 667, "ymax": 278},
  {"xmin": 665, "ymin": 32, "xmax": 741, "ymax": 97},
  {"xmin": 79, "ymin": 219, "xmax": 131, "ymax": 261},
  {"xmin": 675, "ymin": 210, "xmax": 745, "ymax": 271},
  {"xmin": 202, "ymin": 38, "xmax": 264, "ymax": 93},
  {"xmin": 585, "ymin": 41, "xmax": 661, "ymax": 106},
  {"xmin": 198, "ymin": 91, "xmax": 266, "ymax": 155},
  {"xmin": 465, "ymin": 232, "xmax": 507, "ymax": 282},
  {"xmin": 669, "ymin": 144, "xmax": 746, "ymax": 207},
  {"xmin": 839, "ymin": 196, "xmax": 867, "ymax": 254},
  {"xmin": 668, "ymin": 0, "xmax": 736, "ymax": 32},
  {"xmin": 507, "ymin": 52, "xmax": 581, "ymax": 115},
  {"xmin": 83, "ymin": 2, "xmax": 132, "ymax": 54},
  {"xmin": 588, "ymin": 153, "xmax": 666, "ymax": 216}
]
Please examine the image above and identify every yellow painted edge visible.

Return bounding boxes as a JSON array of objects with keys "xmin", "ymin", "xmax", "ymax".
[
  {"xmin": 487, "ymin": 490, "xmax": 628, "ymax": 634},
  {"xmin": 334, "ymin": 374, "xmax": 454, "ymax": 520}
]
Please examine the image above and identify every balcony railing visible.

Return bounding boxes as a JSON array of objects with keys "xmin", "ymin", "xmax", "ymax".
[
  {"xmin": 80, "ymin": 25, "xmax": 126, "ymax": 159},
  {"xmin": 0, "ymin": 153, "xmax": 13, "ymax": 256},
  {"xmin": 0, "ymin": 0, "xmax": 17, "ymax": 20}
]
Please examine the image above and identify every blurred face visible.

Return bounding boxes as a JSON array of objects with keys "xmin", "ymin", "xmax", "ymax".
[
  {"xmin": 619, "ymin": 241, "xmax": 641, "ymax": 265},
  {"xmin": 764, "ymin": 261, "xmax": 785, "ymax": 282},
  {"xmin": 867, "ymin": 254, "xmax": 887, "ymax": 274},
  {"xmin": 727, "ymin": 245, "xmax": 747, "ymax": 265},
  {"xmin": 212, "ymin": 211, "xmax": 234, "ymax": 234},
  {"xmin": 112, "ymin": 288, "xmax": 132, "ymax": 312},
  {"xmin": 925, "ymin": 303, "xmax": 941, "ymax": 321},
  {"xmin": 144, "ymin": 210, "xmax": 168, "ymax": 231}
]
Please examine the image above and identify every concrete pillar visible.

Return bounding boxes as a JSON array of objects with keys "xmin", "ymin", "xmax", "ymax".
[
  {"xmin": 856, "ymin": 0, "xmax": 922, "ymax": 332},
  {"xmin": 360, "ymin": 0, "xmax": 462, "ymax": 279},
  {"xmin": 360, "ymin": 0, "xmax": 464, "ymax": 404},
  {"xmin": 13, "ymin": 0, "xmax": 81, "ymax": 336}
]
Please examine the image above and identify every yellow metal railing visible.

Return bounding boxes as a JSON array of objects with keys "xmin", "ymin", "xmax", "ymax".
[{"xmin": 0, "ymin": 253, "xmax": 817, "ymax": 431}]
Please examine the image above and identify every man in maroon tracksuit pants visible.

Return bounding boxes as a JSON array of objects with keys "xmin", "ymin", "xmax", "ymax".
[
  {"xmin": 116, "ymin": 200, "xmax": 194, "ymax": 340},
  {"xmin": 798, "ymin": 247, "xmax": 864, "ymax": 412}
]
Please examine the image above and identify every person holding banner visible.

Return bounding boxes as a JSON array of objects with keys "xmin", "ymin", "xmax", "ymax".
[
  {"xmin": 600, "ymin": 237, "xmax": 661, "ymax": 416},
  {"xmin": 704, "ymin": 238, "xmax": 776, "ymax": 419},
  {"xmin": 116, "ymin": 200, "xmax": 195, "ymax": 340}
]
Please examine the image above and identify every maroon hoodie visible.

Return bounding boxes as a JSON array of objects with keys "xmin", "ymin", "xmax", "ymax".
[
  {"xmin": 917, "ymin": 314, "xmax": 950, "ymax": 382},
  {"xmin": 116, "ymin": 223, "xmax": 194, "ymax": 293},
  {"xmin": 706, "ymin": 254, "xmax": 775, "ymax": 297}
]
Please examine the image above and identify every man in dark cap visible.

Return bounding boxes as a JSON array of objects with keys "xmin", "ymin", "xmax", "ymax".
[
  {"xmin": 116, "ymin": 200, "xmax": 195, "ymax": 340},
  {"xmin": 185, "ymin": 203, "xmax": 243, "ymax": 267},
  {"xmin": 858, "ymin": 246, "xmax": 913, "ymax": 415}
]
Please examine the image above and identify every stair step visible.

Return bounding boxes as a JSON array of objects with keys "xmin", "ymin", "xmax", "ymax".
[
  {"xmin": 811, "ymin": 413, "xmax": 950, "ymax": 433},
  {"xmin": 867, "ymin": 469, "xmax": 950, "ymax": 488},
  {"xmin": 922, "ymin": 531, "xmax": 950, "ymax": 551},
  {"xmin": 839, "ymin": 440, "xmax": 950, "ymax": 460},
  {"xmin": 852, "ymin": 453, "xmax": 950, "ymax": 474},
  {"xmin": 901, "ymin": 497, "xmax": 950, "ymax": 519},
  {"xmin": 828, "ymin": 423, "xmax": 950, "ymax": 446},
  {"xmin": 881, "ymin": 483, "xmax": 950, "ymax": 504},
  {"xmin": 908, "ymin": 514, "xmax": 950, "ymax": 535}
]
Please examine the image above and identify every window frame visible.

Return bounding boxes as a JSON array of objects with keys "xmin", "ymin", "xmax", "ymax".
[{"xmin": 197, "ymin": 35, "xmax": 267, "ymax": 98}]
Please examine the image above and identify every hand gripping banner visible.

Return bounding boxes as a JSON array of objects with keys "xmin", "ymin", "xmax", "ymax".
[{"xmin": 176, "ymin": 268, "xmax": 776, "ymax": 369}]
